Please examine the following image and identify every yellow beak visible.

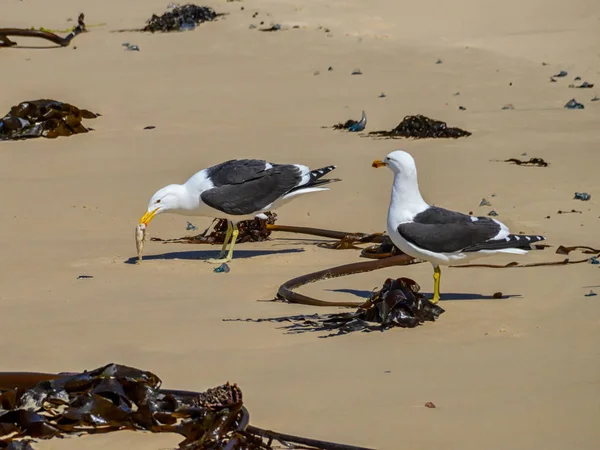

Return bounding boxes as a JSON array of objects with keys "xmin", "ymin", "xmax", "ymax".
[
  {"xmin": 139, "ymin": 208, "xmax": 159, "ymax": 226},
  {"xmin": 372, "ymin": 159, "xmax": 387, "ymax": 168}
]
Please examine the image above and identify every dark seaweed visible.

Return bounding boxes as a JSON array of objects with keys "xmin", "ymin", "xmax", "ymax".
[
  {"xmin": 504, "ymin": 157, "xmax": 549, "ymax": 167},
  {"xmin": 368, "ymin": 115, "xmax": 471, "ymax": 139},
  {"xmin": 0, "ymin": 100, "xmax": 99, "ymax": 141},
  {"xmin": 226, "ymin": 277, "xmax": 445, "ymax": 337},
  {"xmin": 142, "ymin": 4, "xmax": 222, "ymax": 33},
  {"xmin": 151, "ymin": 212, "xmax": 278, "ymax": 244},
  {"xmin": 0, "ymin": 364, "xmax": 371, "ymax": 450}
]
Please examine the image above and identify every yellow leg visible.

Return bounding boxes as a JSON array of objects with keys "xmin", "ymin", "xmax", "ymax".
[
  {"xmin": 225, "ymin": 227, "xmax": 240, "ymax": 261},
  {"xmin": 432, "ymin": 266, "xmax": 441, "ymax": 304},
  {"xmin": 217, "ymin": 221, "xmax": 234, "ymax": 258},
  {"xmin": 206, "ymin": 222, "xmax": 238, "ymax": 264}
]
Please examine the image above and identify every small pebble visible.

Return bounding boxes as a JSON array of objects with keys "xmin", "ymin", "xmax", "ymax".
[
  {"xmin": 186, "ymin": 221, "xmax": 198, "ymax": 231},
  {"xmin": 591, "ymin": 96, "xmax": 600, "ymax": 102},
  {"xmin": 424, "ymin": 402, "xmax": 436, "ymax": 408},
  {"xmin": 435, "ymin": 59, "xmax": 442, "ymax": 64},
  {"xmin": 328, "ymin": 66, "xmax": 333, "ymax": 71},
  {"xmin": 378, "ymin": 93, "xmax": 386, "ymax": 98},
  {"xmin": 77, "ymin": 275, "xmax": 93, "ymax": 280},
  {"xmin": 351, "ymin": 68, "xmax": 362, "ymax": 75},
  {"xmin": 479, "ymin": 198, "xmax": 492, "ymax": 207},
  {"xmin": 458, "ymin": 106, "xmax": 466, "ymax": 111},
  {"xmin": 454, "ymin": 92, "xmax": 460, "ymax": 96},
  {"xmin": 143, "ymin": 125, "xmax": 156, "ymax": 130},
  {"xmin": 249, "ymin": 24, "xmax": 256, "ymax": 29},
  {"xmin": 554, "ymin": 70, "xmax": 568, "ymax": 77},
  {"xmin": 314, "ymin": 71, "xmax": 320, "ymax": 76},
  {"xmin": 488, "ymin": 210, "xmax": 498, "ymax": 216},
  {"xmin": 492, "ymin": 292, "xmax": 503, "ymax": 299},
  {"xmin": 574, "ymin": 76, "xmax": 581, "ymax": 81},
  {"xmin": 501, "ymin": 104, "xmax": 515, "ymax": 110},
  {"xmin": 584, "ymin": 290, "xmax": 597, "ymax": 297},
  {"xmin": 588, "ymin": 257, "xmax": 599, "ymax": 265},
  {"xmin": 574, "ymin": 192, "xmax": 591, "ymax": 201},
  {"xmin": 214, "ymin": 263, "xmax": 230, "ymax": 273}
]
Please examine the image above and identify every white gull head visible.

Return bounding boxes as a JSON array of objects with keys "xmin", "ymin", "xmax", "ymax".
[
  {"xmin": 140, "ymin": 184, "xmax": 192, "ymax": 226},
  {"xmin": 372, "ymin": 149, "xmax": 429, "ymax": 224}
]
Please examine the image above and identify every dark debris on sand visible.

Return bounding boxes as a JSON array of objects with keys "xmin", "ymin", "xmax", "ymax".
[
  {"xmin": 0, "ymin": 364, "xmax": 367, "ymax": 450},
  {"xmin": 0, "ymin": 100, "xmax": 99, "ymax": 141},
  {"xmin": 226, "ymin": 277, "xmax": 445, "ymax": 337},
  {"xmin": 368, "ymin": 114, "xmax": 471, "ymax": 139},
  {"xmin": 152, "ymin": 212, "xmax": 278, "ymax": 244},
  {"xmin": 142, "ymin": 4, "xmax": 223, "ymax": 33}
]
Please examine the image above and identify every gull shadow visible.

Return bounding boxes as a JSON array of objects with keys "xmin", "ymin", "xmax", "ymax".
[
  {"xmin": 326, "ymin": 288, "xmax": 374, "ymax": 299},
  {"xmin": 123, "ymin": 248, "xmax": 304, "ymax": 264},
  {"xmin": 424, "ymin": 292, "xmax": 522, "ymax": 301}
]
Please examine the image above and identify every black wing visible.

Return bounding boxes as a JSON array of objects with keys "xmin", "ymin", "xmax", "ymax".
[
  {"xmin": 201, "ymin": 162, "xmax": 302, "ymax": 215},
  {"xmin": 397, "ymin": 206, "xmax": 501, "ymax": 253}
]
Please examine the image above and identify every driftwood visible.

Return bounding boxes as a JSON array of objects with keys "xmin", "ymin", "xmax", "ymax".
[
  {"xmin": 0, "ymin": 14, "xmax": 86, "ymax": 48},
  {"xmin": 0, "ymin": 364, "xmax": 373, "ymax": 450}
]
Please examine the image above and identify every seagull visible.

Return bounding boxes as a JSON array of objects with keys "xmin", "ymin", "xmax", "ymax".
[
  {"xmin": 140, "ymin": 159, "xmax": 341, "ymax": 263},
  {"xmin": 372, "ymin": 150, "xmax": 546, "ymax": 303}
]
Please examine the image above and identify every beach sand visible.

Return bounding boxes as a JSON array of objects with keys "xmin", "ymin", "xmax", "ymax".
[{"xmin": 1, "ymin": 1, "xmax": 599, "ymax": 449}]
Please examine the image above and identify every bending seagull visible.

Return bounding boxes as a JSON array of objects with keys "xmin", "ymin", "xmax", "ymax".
[
  {"xmin": 372, "ymin": 150, "xmax": 545, "ymax": 303},
  {"xmin": 140, "ymin": 159, "xmax": 341, "ymax": 263}
]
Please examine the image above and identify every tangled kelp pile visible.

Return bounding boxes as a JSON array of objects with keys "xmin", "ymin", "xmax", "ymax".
[
  {"xmin": 0, "ymin": 364, "xmax": 371, "ymax": 450},
  {"xmin": 151, "ymin": 212, "xmax": 278, "ymax": 245},
  {"xmin": 142, "ymin": 4, "xmax": 222, "ymax": 33},
  {"xmin": 368, "ymin": 115, "xmax": 471, "ymax": 139},
  {"xmin": 0, "ymin": 100, "xmax": 99, "ymax": 141},
  {"xmin": 227, "ymin": 277, "xmax": 444, "ymax": 337}
]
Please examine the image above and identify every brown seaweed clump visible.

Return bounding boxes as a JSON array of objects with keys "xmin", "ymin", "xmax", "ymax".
[
  {"xmin": 0, "ymin": 364, "xmax": 370, "ymax": 450},
  {"xmin": 226, "ymin": 277, "xmax": 444, "ymax": 337},
  {"xmin": 152, "ymin": 212, "xmax": 278, "ymax": 245},
  {"xmin": 0, "ymin": 363, "xmax": 263, "ymax": 449},
  {"xmin": 142, "ymin": 4, "xmax": 222, "ymax": 33},
  {"xmin": 368, "ymin": 114, "xmax": 471, "ymax": 139},
  {"xmin": 0, "ymin": 100, "xmax": 99, "ymax": 141}
]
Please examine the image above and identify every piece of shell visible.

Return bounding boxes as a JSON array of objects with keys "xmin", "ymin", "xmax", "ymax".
[{"xmin": 136, "ymin": 224, "xmax": 146, "ymax": 264}]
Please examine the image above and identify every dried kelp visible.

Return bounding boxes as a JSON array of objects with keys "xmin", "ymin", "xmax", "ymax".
[
  {"xmin": 555, "ymin": 245, "xmax": 600, "ymax": 255},
  {"xmin": 451, "ymin": 244, "xmax": 599, "ymax": 268},
  {"xmin": 0, "ymin": 364, "xmax": 372, "ymax": 450},
  {"xmin": 151, "ymin": 213, "xmax": 278, "ymax": 245},
  {"xmin": 142, "ymin": 5, "xmax": 222, "ymax": 33},
  {"xmin": 227, "ymin": 277, "xmax": 444, "ymax": 337},
  {"xmin": 276, "ymin": 254, "xmax": 421, "ymax": 307},
  {"xmin": 0, "ymin": 99, "xmax": 99, "ymax": 141},
  {"xmin": 368, "ymin": 115, "xmax": 471, "ymax": 139},
  {"xmin": 0, "ymin": 14, "xmax": 86, "ymax": 48},
  {"xmin": 505, "ymin": 157, "xmax": 549, "ymax": 167}
]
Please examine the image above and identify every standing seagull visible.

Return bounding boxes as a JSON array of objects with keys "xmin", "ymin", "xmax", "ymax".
[
  {"xmin": 140, "ymin": 159, "xmax": 341, "ymax": 263},
  {"xmin": 372, "ymin": 150, "xmax": 545, "ymax": 303}
]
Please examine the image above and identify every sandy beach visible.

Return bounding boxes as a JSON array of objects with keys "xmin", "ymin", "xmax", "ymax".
[{"xmin": 1, "ymin": 0, "xmax": 600, "ymax": 449}]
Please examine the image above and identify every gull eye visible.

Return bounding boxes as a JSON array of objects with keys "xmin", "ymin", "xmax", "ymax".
[{"xmin": 156, "ymin": 199, "xmax": 161, "ymax": 204}]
